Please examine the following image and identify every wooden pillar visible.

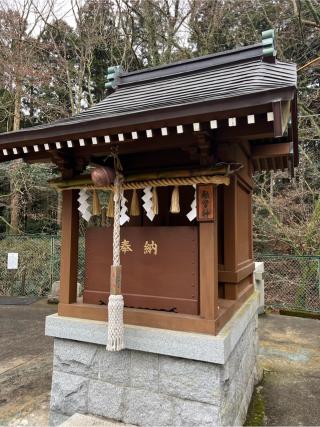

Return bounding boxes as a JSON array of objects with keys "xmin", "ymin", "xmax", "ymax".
[
  {"xmin": 223, "ymin": 176, "xmax": 237, "ymax": 272},
  {"xmin": 59, "ymin": 189, "xmax": 79, "ymax": 304},
  {"xmin": 198, "ymin": 185, "xmax": 218, "ymax": 321},
  {"xmin": 223, "ymin": 176, "xmax": 238, "ymax": 299},
  {"xmin": 222, "ymin": 174, "xmax": 254, "ymax": 300}
]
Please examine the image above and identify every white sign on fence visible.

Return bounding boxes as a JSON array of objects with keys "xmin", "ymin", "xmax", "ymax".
[{"xmin": 7, "ymin": 252, "xmax": 19, "ymax": 270}]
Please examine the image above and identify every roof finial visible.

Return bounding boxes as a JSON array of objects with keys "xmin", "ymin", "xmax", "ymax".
[
  {"xmin": 105, "ymin": 66, "xmax": 123, "ymax": 91},
  {"xmin": 262, "ymin": 29, "xmax": 276, "ymax": 57}
]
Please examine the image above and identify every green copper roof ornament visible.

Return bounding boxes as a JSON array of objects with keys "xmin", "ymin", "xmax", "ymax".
[
  {"xmin": 262, "ymin": 29, "xmax": 276, "ymax": 57},
  {"xmin": 105, "ymin": 65, "xmax": 123, "ymax": 91}
]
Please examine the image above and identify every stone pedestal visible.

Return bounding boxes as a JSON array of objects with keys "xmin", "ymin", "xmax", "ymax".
[
  {"xmin": 46, "ymin": 292, "xmax": 260, "ymax": 426},
  {"xmin": 48, "ymin": 281, "xmax": 82, "ymax": 304},
  {"xmin": 254, "ymin": 262, "xmax": 265, "ymax": 314}
]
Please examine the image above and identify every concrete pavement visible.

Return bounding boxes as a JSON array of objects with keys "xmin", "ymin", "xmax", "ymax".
[{"xmin": 246, "ymin": 313, "xmax": 320, "ymax": 426}]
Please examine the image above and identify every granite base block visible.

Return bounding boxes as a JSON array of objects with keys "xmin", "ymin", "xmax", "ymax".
[{"xmin": 48, "ymin": 302, "xmax": 259, "ymax": 426}]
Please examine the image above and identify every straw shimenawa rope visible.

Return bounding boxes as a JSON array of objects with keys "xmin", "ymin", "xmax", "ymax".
[
  {"xmin": 56, "ymin": 174, "xmax": 230, "ymax": 192},
  {"xmin": 130, "ymin": 189, "xmax": 140, "ymax": 216}
]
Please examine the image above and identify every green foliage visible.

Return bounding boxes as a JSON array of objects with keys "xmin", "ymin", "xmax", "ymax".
[
  {"xmin": 0, "ymin": 162, "xmax": 59, "ymax": 234},
  {"xmin": 253, "ymin": 143, "xmax": 320, "ymax": 255}
]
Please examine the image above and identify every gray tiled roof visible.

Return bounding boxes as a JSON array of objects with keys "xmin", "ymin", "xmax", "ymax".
[
  {"xmin": 68, "ymin": 60, "xmax": 296, "ymax": 124},
  {"xmin": 0, "ymin": 43, "xmax": 297, "ymax": 146}
]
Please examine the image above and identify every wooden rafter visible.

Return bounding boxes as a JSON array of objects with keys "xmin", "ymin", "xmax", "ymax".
[{"xmin": 251, "ymin": 142, "xmax": 291, "ymax": 159}]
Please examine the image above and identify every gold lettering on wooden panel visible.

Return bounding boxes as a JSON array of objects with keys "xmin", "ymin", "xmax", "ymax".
[
  {"xmin": 120, "ymin": 239, "xmax": 133, "ymax": 254},
  {"xmin": 144, "ymin": 240, "xmax": 158, "ymax": 255}
]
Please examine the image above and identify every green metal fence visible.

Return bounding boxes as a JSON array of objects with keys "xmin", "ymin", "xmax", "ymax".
[
  {"xmin": 256, "ymin": 254, "xmax": 320, "ymax": 313},
  {"xmin": 51, "ymin": 236, "xmax": 86, "ymax": 294},
  {"xmin": 0, "ymin": 235, "xmax": 54, "ymax": 296},
  {"xmin": 0, "ymin": 234, "xmax": 85, "ymax": 297}
]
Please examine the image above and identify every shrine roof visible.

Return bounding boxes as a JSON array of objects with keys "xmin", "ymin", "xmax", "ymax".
[
  {"xmin": 52, "ymin": 59, "xmax": 295, "ymax": 125},
  {"xmin": 0, "ymin": 38, "xmax": 298, "ymax": 166}
]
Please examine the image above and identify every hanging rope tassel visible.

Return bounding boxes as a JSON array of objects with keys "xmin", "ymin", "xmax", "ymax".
[
  {"xmin": 170, "ymin": 185, "xmax": 180, "ymax": 213},
  {"xmin": 106, "ymin": 192, "xmax": 114, "ymax": 218},
  {"xmin": 130, "ymin": 189, "xmax": 140, "ymax": 216},
  {"xmin": 92, "ymin": 190, "xmax": 101, "ymax": 216},
  {"xmin": 152, "ymin": 187, "xmax": 159, "ymax": 215},
  {"xmin": 107, "ymin": 176, "xmax": 125, "ymax": 351},
  {"xmin": 107, "ymin": 292, "xmax": 124, "ymax": 350}
]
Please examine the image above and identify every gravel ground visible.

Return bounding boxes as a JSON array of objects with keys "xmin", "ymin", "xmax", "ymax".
[{"xmin": 0, "ymin": 300, "xmax": 56, "ymax": 426}]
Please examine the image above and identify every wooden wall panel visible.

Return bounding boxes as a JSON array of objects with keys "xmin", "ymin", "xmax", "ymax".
[{"xmin": 83, "ymin": 226, "xmax": 199, "ymax": 315}]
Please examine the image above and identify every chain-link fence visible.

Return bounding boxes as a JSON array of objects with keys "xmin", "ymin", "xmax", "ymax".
[
  {"xmin": 256, "ymin": 254, "xmax": 320, "ymax": 313},
  {"xmin": 0, "ymin": 234, "xmax": 85, "ymax": 297},
  {"xmin": 51, "ymin": 236, "xmax": 85, "ymax": 294}
]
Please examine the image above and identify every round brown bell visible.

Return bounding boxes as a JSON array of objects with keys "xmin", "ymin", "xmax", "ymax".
[{"xmin": 91, "ymin": 166, "xmax": 115, "ymax": 186}]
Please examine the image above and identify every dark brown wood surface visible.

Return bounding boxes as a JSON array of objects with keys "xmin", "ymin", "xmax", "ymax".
[
  {"xmin": 218, "ymin": 172, "xmax": 254, "ymax": 299},
  {"xmin": 199, "ymin": 221, "xmax": 218, "ymax": 320},
  {"xmin": 251, "ymin": 142, "xmax": 291, "ymax": 158},
  {"xmin": 83, "ymin": 226, "xmax": 199, "ymax": 315},
  {"xmin": 59, "ymin": 190, "xmax": 79, "ymax": 304},
  {"xmin": 58, "ymin": 279, "xmax": 253, "ymax": 335}
]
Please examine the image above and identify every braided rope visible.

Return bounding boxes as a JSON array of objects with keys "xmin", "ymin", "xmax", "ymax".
[
  {"xmin": 107, "ymin": 172, "xmax": 125, "ymax": 351},
  {"xmin": 112, "ymin": 177, "xmax": 121, "ymax": 266},
  {"xmin": 58, "ymin": 174, "xmax": 229, "ymax": 192}
]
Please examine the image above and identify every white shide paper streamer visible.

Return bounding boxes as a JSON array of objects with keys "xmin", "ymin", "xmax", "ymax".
[
  {"xmin": 120, "ymin": 193, "xmax": 130, "ymax": 226},
  {"xmin": 186, "ymin": 185, "xmax": 197, "ymax": 222},
  {"xmin": 142, "ymin": 187, "xmax": 155, "ymax": 221},
  {"xmin": 78, "ymin": 189, "xmax": 92, "ymax": 222}
]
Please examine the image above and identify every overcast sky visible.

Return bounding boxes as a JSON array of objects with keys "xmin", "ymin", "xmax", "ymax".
[{"xmin": 5, "ymin": 0, "xmax": 78, "ymax": 34}]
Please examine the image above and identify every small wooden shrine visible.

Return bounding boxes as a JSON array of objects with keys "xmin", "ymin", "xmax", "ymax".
[{"xmin": 0, "ymin": 30, "xmax": 298, "ymax": 337}]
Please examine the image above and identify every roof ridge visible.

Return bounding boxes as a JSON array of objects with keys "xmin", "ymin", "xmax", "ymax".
[
  {"xmin": 117, "ymin": 43, "xmax": 264, "ymax": 88},
  {"xmin": 124, "ymin": 43, "xmax": 263, "ymax": 76}
]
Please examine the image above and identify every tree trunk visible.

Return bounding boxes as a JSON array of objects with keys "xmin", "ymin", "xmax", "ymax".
[
  {"xmin": 9, "ymin": 82, "xmax": 22, "ymax": 234},
  {"xmin": 57, "ymin": 192, "xmax": 63, "ymax": 226}
]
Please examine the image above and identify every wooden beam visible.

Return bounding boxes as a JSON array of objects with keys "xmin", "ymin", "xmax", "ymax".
[
  {"xmin": 58, "ymin": 303, "xmax": 217, "ymax": 334},
  {"xmin": 218, "ymin": 262, "xmax": 254, "ymax": 283},
  {"xmin": 20, "ymin": 132, "xmax": 199, "ymax": 164},
  {"xmin": 251, "ymin": 142, "xmax": 291, "ymax": 159},
  {"xmin": 214, "ymin": 115, "xmax": 274, "ymax": 141},
  {"xmin": 58, "ymin": 286, "xmax": 253, "ymax": 335},
  {"xmin": 59, "ymin": 190, "xmax": 79, "ymax": 304},
  {"xmin": 199, "ymin": 188, "xmax": 218, "ymax": 320},
  {"xmin": 50, "ymin": 165, "xmax": 228, "ymax": 189}
]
